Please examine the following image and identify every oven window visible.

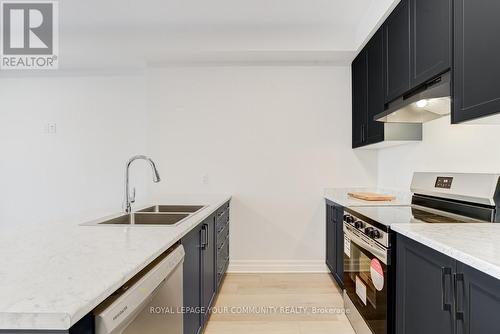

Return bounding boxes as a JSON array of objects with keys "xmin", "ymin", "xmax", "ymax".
[{"xmin": 344, "ymin": 236, "xmax": 388, "ymax": 334}]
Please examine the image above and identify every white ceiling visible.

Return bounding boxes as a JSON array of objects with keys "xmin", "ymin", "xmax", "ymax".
[
  {"xmin": 2, "ymin": 0, "xmax": 400, "ymax": 72},
  {"xmin": 62, "ymin": 0, "xmax": 375, "ymax": 28}
]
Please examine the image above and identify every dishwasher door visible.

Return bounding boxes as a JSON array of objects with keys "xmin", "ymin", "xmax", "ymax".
[{"xmin": 95, "ymin": 244, "xmax": 185, "ymax": 334}]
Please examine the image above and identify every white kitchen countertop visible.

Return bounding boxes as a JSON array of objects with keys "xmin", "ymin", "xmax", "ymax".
[
  {"xmin": 324, "ymin": 187, "xmax": 411, "ymax": 207},
  {"xmin": 392, "ymin": 223, "xmax": 500, "ymax": 281},
  {"xmin": 0, "ymin": 194, "xmax": 231, "ymax": 331}
]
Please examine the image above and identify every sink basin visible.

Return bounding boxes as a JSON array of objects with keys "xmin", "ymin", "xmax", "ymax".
[
  {"xmin": 98, "ymin": 213, "xmax": 190, "ymax": 225},
  {"xmin": 80, "ymin": 204, "xmax": 206, "ymax": 226},
  {"xmin": 138, "ymin": 205, "xmax": 205, "ymax": 214}
]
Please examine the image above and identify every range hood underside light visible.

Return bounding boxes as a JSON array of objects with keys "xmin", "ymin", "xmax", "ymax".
[
  {"xmin": 375, "ymin": 71, "xmax": 451, "ymax": 123},
  {"xmin": 377, "ymin": 97, "xmax": 451, "ymax": 123}
]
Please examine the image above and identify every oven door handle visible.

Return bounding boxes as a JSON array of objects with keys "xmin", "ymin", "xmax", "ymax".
[{"xmin": 344, "ymin": 226, "xmax": 388, "ymax": 264}]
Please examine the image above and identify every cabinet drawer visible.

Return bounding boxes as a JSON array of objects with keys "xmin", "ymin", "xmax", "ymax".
[
  {"xmin": 217, "ymin": 236, "xmax": 229, "ymax": 264},
  {"xmin": 216, "ymin": 235, "xmax": 230, "ymax": 287},
  {"xmin": 216, "ymin": 202, "xmax": 230, "ymax": 219},
  {"xmin": 217, "ymin": 259, "xmax": 229, "ymax": 286},
  {"xmin": 216, "ymin": 210, "xmax": 229, "ymax": 233},
  {"xmin": 217, "ymin": 224, "xmax": 229, "ymax": 250}
]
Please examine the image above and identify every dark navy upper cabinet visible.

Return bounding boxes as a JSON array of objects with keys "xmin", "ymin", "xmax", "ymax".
[
  {"xmin": 456, "ymin": 262, "xmax": 500, "ymax": 334},
  {"xmin": 352, "ymin": 51, "xmax": 367, "ymax": 148},
  {"xmin": 452, "ymin": 0, "xmax": 500, "ymax": 123},
  {"xmin": 351, "ymin": 27, "xmax": 385, "ymax": 149},
  {"xmin": 325, "ymin": 200, "xmax": 344, "ymax": 288},
  {"xmin": 396, "ymin": 234, "xmax": 455, "ymax": 334},
  {"xmin": 384, "ymin": 0, "xmax": 411, "ymax": 103},
  {"xmin": 366, "ymin": 29, "xmax": 385, "ymax": 144},
  {"xmin": 410, "ymin": 0, "xmax": 452, "ymax": 87}
]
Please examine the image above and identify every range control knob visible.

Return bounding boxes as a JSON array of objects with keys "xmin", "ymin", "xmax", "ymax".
[
  {"xmin": 368, "ymin": 229, "xmax": 382, "ymax": 239},
  {"xmin": 354, "ymin": 220, "xmax": 364, "ymax": 229},
  {"xmin": 364, "ymin": 227, "xmax": 374, "ymax": 235},
  {"xmin": 365, "ymin": 227, "xmax": 382, "ymax": 239},
  {"xmin": 343, "ymin": 215, "xmax": 354, "ymax": 224}
]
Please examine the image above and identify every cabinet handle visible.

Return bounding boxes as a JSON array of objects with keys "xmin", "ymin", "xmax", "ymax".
[
  {"xmin": 205, "ymin": 224, "xmax": 209, "ymax": 247},
  {"xmin": 441, "ymin": 267, "xmax": 452, "ymax": 311},
  {"xmin": 453, "ymin": 273, "xmax": 464, "ymax": 320},
  {"xmin": 201, "ymin": 224, "xmax": 208, "ymax": 249}
]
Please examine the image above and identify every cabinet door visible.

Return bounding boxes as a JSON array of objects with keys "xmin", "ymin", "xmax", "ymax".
[
  {"xmin": 352, "ymin": 52, "xmax": 367, "ymax": 148},
  {"xmin": 333, "ymin": 206, "xmax": 344, "ymax": 288},
  {"xmin": 201, "ymin": 216, "xmax": 216, "ymax": 323},
  {"xmin": 410, "ymin": 0, "xmax": 451, "ymax": 87},
  {"xmin": 456, "ymin": 262, "xmax": 500, "ymax": 334},
  {"xmin": 182, "ymin": 225, "xmax": 202, "ymax": 334},
  {"xmin": 453, "ymin": 0, "xmax": 500, "ymax": 123},
  {"xmin": 384, "ymin": 0, "xmax": 411, "ymax": 103},
  {"xmin": 366, "ymin": 28, "xmax": 385, "ymax": 145},
  {"xmin": 396, "ymin": 234, "xmax": 455, "ymax": 334},
  {"xmin": 325, "ymin": 204, "xmax": 336, "ymax": 273}
]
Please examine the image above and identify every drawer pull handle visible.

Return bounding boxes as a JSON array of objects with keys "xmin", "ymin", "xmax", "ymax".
[
  {"xmin": 441, "ymin": 267, "xmax": 452, "ymax": 311},
  {"xmin": 453, "ymin": 273, "xmax": 464, "ymax": 320}
]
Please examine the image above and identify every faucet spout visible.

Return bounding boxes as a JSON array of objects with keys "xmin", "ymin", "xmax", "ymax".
[{"xmin": 124, "ymin": 155, "xmax": 161, "ymax": 213}]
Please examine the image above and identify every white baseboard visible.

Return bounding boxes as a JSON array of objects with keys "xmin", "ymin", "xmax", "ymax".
[{"xmin": 227, "ymin": 260, "xmax": 329, "ymax": 273}]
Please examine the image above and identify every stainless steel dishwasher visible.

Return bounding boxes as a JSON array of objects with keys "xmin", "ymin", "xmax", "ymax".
[{"xmin": 94, "ymin": 244, "xmax": 185, "ymax": 334}]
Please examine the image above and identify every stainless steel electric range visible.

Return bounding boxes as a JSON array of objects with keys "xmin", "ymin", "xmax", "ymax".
[{"xmin": 342, "ymin": 172, "xmax": 500, "ymax": 334}]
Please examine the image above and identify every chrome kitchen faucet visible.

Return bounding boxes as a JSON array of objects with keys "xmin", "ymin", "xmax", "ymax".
[{"xmin": 124, "ymin": 155, "xmax": 161, "ymax": 213}]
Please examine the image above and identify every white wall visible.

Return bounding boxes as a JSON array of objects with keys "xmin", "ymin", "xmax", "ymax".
[
  {"xmin": 0, "ymin": 74, "xmax": 153, "ymax": 226},
  {"xmin": 0, "ymin": 65, "xmax": 380, "ymax": 271},
  {"xmin": 147, "ymin": 66, "xmax": 378, "ymax": 271},
  {"xmin": 378, "ymin": 115, "xmax": 500, "ymax": 190}
]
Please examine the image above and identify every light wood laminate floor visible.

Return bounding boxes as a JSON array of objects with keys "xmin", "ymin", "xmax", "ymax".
[{"xmin": 204, "ymin": 273, "xmax": 355, "ymax": 334}]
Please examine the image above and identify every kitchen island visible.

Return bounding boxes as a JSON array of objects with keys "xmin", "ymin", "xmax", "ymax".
[{"xmin": 0, "ymin": 194, "xmax": 231, "ymax": 332}]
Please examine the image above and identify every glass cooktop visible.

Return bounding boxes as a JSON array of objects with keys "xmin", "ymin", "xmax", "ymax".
[{"xmin": 348, "ymin": 205, "xmax": 487, "ymax": 228}]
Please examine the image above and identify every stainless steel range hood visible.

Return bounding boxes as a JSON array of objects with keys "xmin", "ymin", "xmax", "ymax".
[{"xmin": 375, "ymin": 72, "xmax": 451, "ymax": 123}]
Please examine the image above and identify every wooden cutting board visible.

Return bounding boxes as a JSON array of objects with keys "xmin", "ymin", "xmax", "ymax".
[{"xmin": 348, "ymin": 192, "xmax": 396, "ymax": 202}]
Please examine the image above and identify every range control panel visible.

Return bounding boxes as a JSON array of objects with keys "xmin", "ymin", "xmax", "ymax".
[
  {"xmin": 435, "ymin": 177, "xmax": 453, "ymax": 189},
  {"xmin": 343, "ymin": 212, "xmax": 389, "ymax": 248}
]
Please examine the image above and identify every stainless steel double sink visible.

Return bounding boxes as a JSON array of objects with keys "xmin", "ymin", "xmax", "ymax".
[{"xmin": 86, "ymin": 205, "xmax": 205, "ymax": 226}]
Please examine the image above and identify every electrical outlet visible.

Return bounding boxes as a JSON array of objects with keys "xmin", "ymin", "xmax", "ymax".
[
  {"xmin": 202, "ymin": 174, "xmax": 209, "ymax": 185},
  {"xmin": 44, "ymin": 123, "xmax": 57, "ymax": 134}
]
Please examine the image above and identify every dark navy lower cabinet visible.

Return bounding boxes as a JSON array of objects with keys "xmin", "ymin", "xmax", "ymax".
[
  {"xmin": 456, "ymin": 262, "xmax": 500, "ymax": 334},
  {"xmin": 396, "ymin": 233, "xmax": 500, "ymax": 334},
  {"xmin": 182, "ymin": 222, "xmax": 203, "ymax": 334},
  {"xmin": 215, "ymin": 202, "xmax": 230, "ymax": 290},
  {"xmin": 325, "ymin": 200, "xmax": 343, "ymax": 288},
  {"xmin": 182, "ymin": 201, "xmax": 230, "ymax": 334},
  {"xmin": 201, "ymin": 215, "xmax": 216, "ymax": 325},
  {"xmin": 396, "ymin": 234, "xmax": 455, "ymax": 334}
]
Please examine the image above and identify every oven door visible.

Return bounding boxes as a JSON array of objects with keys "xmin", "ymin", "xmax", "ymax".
[{"xmin": 343, "ymin": 225, "xmax": 389, "ymax": 334}]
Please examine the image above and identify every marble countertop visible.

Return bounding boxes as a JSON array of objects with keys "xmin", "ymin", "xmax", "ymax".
[
  {"xmin": 0, "ymin": 194, "xmax": 231, "ymax": 331},
  {"xmin": 324, "ymin": 187, "xmax": 411, "ymax": 207},
  {"xmin": 392, "ymin": 223, "xmax": 500, "ymax": 281}
]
